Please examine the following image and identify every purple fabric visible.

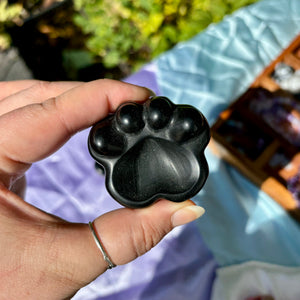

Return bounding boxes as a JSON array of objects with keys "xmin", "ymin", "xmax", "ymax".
[
  {"xmin": 123, "ymin": 63, "xmax": 161, "ymax": 96},
  {"xmin": 25, "ymin": 64, "xmax": 217, "ymax": 299}
]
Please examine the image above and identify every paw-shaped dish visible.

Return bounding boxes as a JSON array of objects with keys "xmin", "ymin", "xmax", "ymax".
[{"xmin": 88, "ymin": 96, "xmax": 210, "ymax": 208}]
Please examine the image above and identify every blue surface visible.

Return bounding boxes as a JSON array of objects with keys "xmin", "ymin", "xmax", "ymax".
[{"xmin": 156, "ymin": 0, "xmax": 300, "ymax": 267}]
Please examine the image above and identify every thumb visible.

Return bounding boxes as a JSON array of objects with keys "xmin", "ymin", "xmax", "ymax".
[
  {"xmin": 93, "ymin": 199, "xmax": 205, "ymax": 266},
  {"xmin": 58, "ymin": 199, "xmax": 205, "ymax": 291}
]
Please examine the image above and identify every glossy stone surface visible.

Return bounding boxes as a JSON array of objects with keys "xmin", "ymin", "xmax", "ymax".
[{"xmin": 88, "ymin": 96, "xmax": 210, "ymax": 208}]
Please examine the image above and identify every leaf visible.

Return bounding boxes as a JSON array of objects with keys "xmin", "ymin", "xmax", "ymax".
[
  {"xmin": 0, "ymin": 0, "xmax": 22, "ymax": 23},
  {"xmin": 72, "ymin": 0, "xmax": 261, "ymax": 70}
]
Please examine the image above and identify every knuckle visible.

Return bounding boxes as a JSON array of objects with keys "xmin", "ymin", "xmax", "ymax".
[
  {"xmin": 31, "ymin": 80, "xmax": 52, "ymax": 94},
  {"xmin": 131, "ymin": 218, "xmax": 166, "ymax": 257},
  {"xmin": 40, "ymin": 97, "xmax": 72, "ymax": 135}
]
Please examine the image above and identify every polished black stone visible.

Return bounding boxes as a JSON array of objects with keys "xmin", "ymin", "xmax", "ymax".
[{"xmin": 88, "ymin": 96, "xmax": 210, "ymax": 208}]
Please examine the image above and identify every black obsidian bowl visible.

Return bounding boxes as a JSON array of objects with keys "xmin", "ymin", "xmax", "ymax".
[{"xmin": 88, "ymin": 96, "xmax": 210, "ymax": 208}]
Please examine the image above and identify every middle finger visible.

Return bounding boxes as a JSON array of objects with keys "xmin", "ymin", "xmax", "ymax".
[{"xmin": 0, "ymin": 81, "xmax": 82, "ymax": 116}]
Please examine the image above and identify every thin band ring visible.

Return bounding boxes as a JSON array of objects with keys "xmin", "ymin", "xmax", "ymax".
[{"xmin": 88, "ymin": 221, "xmax": 116, "ymax": 269}]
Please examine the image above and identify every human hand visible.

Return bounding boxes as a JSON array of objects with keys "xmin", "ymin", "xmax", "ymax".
[{"xmin": 0, "ymin": 79, "xmax": 205, "ymax": 299}]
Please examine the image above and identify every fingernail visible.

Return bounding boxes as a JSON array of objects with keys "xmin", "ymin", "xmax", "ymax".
[
  {"xmin": 144, "ymin": 87, "xmax": 156, "ymax": 97},
  {"xmin": 171, "ymin": 205, "xmax": 205, "ymax": 227}
]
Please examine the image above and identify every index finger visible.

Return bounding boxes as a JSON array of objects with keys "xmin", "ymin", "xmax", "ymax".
[{"xmin": 0, "ymin": 79, "xmax": 152, "ymax": 175}]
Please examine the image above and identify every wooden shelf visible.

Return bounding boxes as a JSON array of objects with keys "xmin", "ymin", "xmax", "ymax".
[{"xmin": 210, "ymin": 35, "xmax": 300, "ymax": 222}]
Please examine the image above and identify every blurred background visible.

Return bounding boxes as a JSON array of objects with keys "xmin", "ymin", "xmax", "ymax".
[
  {"xmin": 2, "ymin": 2, "xmax": 300, "ymax": 299},
  {"xmin": 0, "ymin": 0, "xmax": 259, "ymax": 81}
]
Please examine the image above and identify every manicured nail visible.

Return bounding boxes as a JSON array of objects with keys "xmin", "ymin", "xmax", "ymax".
[{"xmin": 171, "ymin": 205, "xmax": 205, "ymax": 227}]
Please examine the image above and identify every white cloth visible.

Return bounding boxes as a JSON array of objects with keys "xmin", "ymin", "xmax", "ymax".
[{"xmin": 211, "ymin": 261, "xmax": 300, "ymax": 300}]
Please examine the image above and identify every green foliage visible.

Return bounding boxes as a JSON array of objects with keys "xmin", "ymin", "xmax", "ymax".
[
  {"xmin": 0, "ymin": 0, "xmax": 23, "ymax": 49},
  {"xmin": 62, "ymin": 49, "xmax": 94, "ymax": 79},
  {"xmin": 73, "ymin": 0, "xmax": 260, "ymax": 71},
  {"xmin": 0, "ymin": 1, "xmax": 23, "ymax": 23}
]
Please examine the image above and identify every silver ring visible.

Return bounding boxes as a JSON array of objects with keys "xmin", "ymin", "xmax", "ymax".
[{"xmin": 88, "ymin": 221, "xmax": 116, "ymax": 269}]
